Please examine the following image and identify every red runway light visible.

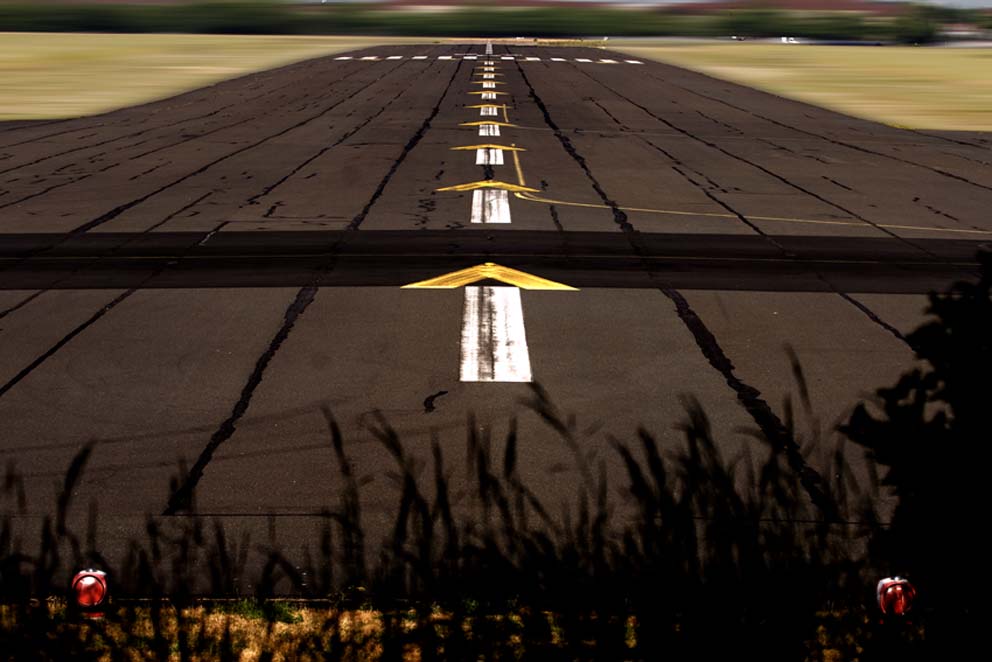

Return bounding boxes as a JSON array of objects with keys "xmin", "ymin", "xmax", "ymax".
[
  {"xmin": 71, "ymin": 569, "xmax": 108, "ymax": 610},
  {"xmin": 877, "ymin": 576, "xmax": 916, "ymax": 616}
]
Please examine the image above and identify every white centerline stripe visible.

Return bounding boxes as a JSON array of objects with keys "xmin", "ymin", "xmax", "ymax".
[
  {"xmin": 334, "ymin": 56, "xmax": 352, "ymax": 60},
  {"xmin": 479, "ymin": 124, "xmax": 500, "ymax": 137},
  {"xmin": 550, "ymin": 57, "xmax": 567, "ymax": 62},
  {"xmin": 525, "ymin": 57, "xmax": 541, "ymax": 61},
  {"xmin": 387, "ymin": 55, "xmax": 403, "ymax": 60},
  {"xmin": 482, "ymin": 81, "xmax": 496, "ymax": 89},
  {"xmin": 480, "ymin": 106, "xmax": 498, "ymax": 117},
  {"xmin": 471, "ymin": 189, "xmax": 511, "ymax": 224},
  {"xmin": 360, "ymin": 56, "xmax": 379, "ymax": 61},
  {"xmin": 460, "ymin": 286, "xmax": 532, "ymax": 383},
  {"xmin": 482, "ymin": 73, "xmax": 496, "ymax": 79},
  {"xmin": 438, "ymin": 55, "xmax": 453, "ymax": 60},
  {"xmin": 576, "ymin": 58, "xmax": 593, "ymax": 63},
  {"xmin": 464, "ymin": 55, "xmax": 478, "ymax": 60},
  {"xmin": 501, "ymin": 56, "xmax": 515, "ymax": 60},
  {"xmin": 483, "ymin": 60, "xmax": 496, "ymax": 65},
  {"xmin": 599, "ymin": 59, "xmax": 618, "ymax": 64},
  {"xmin": 481, "ymin": 92, "xmax": 497, "ymax": 100},
  {"xmin": 412, "ymin": 55, "xmax": 428, "ymax": 60},
  {"xmin": 625, "ymin": 60, "xmax": 644, "ymax": 64},
  {"xmin": 475, "ymin": 148, "xmax": 505, "ymax": 166}
]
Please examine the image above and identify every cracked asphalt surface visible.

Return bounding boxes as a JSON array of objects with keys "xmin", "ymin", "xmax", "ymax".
[{"xmin": 1, "ymin": 44, "xmax": 989, "ymax": 562}]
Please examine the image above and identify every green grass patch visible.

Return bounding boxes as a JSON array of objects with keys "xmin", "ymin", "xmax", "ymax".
[
  {"xmin": 615, "ymin": 43, "xmax": 992, "ymax": 132},
  {"xmin": 0, "ymin": 33, "xmax": 430, "ymax": 120}
]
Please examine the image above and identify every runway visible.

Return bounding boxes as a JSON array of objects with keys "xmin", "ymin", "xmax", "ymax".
[{"xmin": 1, "ymin": 43, "xmax": 989, "ymax": 562}]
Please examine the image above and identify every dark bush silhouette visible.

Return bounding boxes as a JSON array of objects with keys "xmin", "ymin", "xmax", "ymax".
[{"xmin": 843, "ymin": 250, "xmax": 991, "ymax": 655}]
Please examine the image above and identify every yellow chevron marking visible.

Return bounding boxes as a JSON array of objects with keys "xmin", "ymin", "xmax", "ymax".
[{"xmin": 402, "ymin": 263, "xmax": 577, "ymax": 290}]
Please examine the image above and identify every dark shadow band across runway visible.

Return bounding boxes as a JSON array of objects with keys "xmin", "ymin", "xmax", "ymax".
[{"xmin": 0, "ymin": 230, "xmax": 985, "ymax": 293}]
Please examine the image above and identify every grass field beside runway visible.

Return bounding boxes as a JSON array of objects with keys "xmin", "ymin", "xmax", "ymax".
[
  {"xmin": 0, "ymin": 33, "xmax": 431, "ymax": 120},
  {"xmin": 615, "ymin": 43, "xmax": 992, "ymax": 131}
]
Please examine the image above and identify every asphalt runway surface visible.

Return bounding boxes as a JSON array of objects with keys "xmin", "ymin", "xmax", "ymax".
[{"xmin": 1, "ymin": 43, "xmax": 990, "ymax": 570}]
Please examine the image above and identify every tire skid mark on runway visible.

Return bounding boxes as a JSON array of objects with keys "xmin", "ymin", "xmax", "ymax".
[
  {"xmin": 571, "ymin": 64, "xmax": 944, "ymax": 255},
  {"xmin": 657, "ymin": 74, "xmax": 992, "ymax": 193},
  {"xmin": 163, "ymin": 56, "xmax": 464, "ymax": 514},
  {"xmin": 517, "ymin": 55, "xmax": 836, "ymax": 517}
]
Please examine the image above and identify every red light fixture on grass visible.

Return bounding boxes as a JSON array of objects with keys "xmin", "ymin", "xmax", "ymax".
[
  {"xmin": 71, "ymin": 569, "xmax": 108, "ymax": 616},
  {"xmin": 877, "ymin": 576, "xmax": 916, "ymax": 616}
]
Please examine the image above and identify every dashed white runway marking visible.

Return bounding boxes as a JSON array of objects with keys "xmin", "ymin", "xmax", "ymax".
[
  {"xmin": 460, "ymin": 286, "xmax": 532, "ymax": 383},
  {"xmin": 481, "ymin": 92, "xmax": 497, "ymax": 100},
  {"xmin": 486, "ymin": 41, "xmax": 494, "ymax": 55},
  {"xmin": 337, "ymin": 55, "xmax": 646, "ymax": 65},
  {"xmin": 475, "ymin": 147, "xmax": 505, "ymax": 166},
  {"xmin": 480, "ymin": 106, "xmax": 499, "ymax": 117},
  {"xmin": 471, "ymin": 189, "xmax": 511, "ymax": 224},
  {"xmin": 482, "ymin": 73, "xmax": 496, "ymax": 79},
  {"xmin": 479, "ymin": 124, "xmax": 500, "ymax": 137},
  {"xmin": 482, "ymin": 81, "xmax": 496, "ymax": 89}
]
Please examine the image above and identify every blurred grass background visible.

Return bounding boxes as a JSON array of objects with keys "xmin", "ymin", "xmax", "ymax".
[
  {"xmin": 0, "ymin": 34, "xmax": 429, "ymax": 120},
  {"xmin": 617, "ymin": 43, "xmax": 992, "ymax": 131},
  {"xmin": 3, "ymin": 33, "xmax": 992, "ymax": 131}
]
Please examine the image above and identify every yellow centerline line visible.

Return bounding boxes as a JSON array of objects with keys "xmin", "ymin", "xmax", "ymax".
[
  {"xmin": 511, "ymin": 146, "xmax": 526, "ymax": 187},
  {"xmin": 513, "ymin": 192, "xmax": 992, "ymax": 236}
]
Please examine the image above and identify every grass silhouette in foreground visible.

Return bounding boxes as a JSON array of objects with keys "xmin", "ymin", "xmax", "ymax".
[{"xmin": 2, "ymin": 252, "xmax": 989, "ymax": 660}]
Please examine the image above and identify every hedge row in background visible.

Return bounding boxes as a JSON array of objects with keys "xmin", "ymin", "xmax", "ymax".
[{"xmin": 0, "ymin": 2, "xmax": 965, "ymax": 43}]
